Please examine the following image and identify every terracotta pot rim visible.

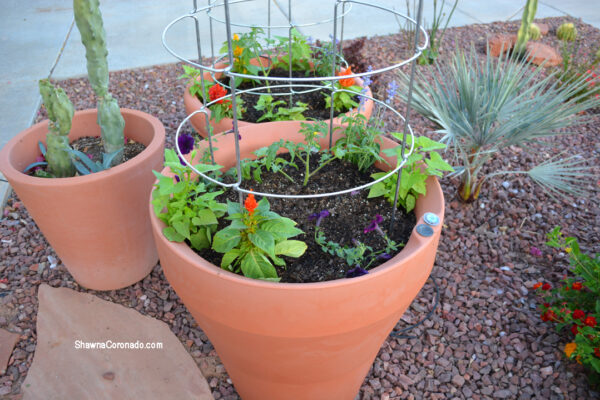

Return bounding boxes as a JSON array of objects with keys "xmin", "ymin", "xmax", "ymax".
[
  {"xmin": 0, "ymin": 108, "xmax": 164, "ymax": 187},
  {"xmin": 183, "ymin": 61, "xmax": 374, "ymax": 132},
  {"xmin": 150, "ymin": 123, "xmax": 444, "ymax": 291}
]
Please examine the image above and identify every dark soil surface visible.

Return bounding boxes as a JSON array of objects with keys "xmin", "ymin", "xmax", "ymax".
[
  {"xmin": 211, "ymin": 67, "xmax": 361, "ymax": 122},
  {"xmin": 2, "ymin": 16, "xmax": 600, "ymax": 400},
  {"xmin": 197, "ymin": 155, "xmax": 415, "ymax": 283}
]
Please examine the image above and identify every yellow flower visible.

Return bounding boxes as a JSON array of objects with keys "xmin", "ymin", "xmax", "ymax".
[
  {"xmin": 233, "ymin": 34, "xmax": 239, "ymax": 41},
  {"xmin": 234, "ymin": 46, "xmax": 243, "ymax": 57},
  {"xmin": 565, "ymin": 247, "xmax": 572, "ymax": 253},
  {"xmin": 564, "ymin": 342, "xmax": 577, "ymax": 358}
]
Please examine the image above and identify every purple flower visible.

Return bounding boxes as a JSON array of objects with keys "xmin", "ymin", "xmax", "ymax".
[
  {"xmin": 178, "ymin": 133, "xmax": 195, "ymax": 155},
  {"xmin": 174, "ymin": 175, "xmax": 180, "ymax": 183},
  {"xmin": 385, "ymin": 80, "xmax": 398, "ymax": 104},
  {"xmin": 362, "ymin": 65, "xmax": 373, "ymax": 88},
  {"xmin": 351, "ymin": 190, "xmax": 360, "ymax": 196},
  {"xmin": 377, "ymin": 252, "xmax": 391, "ymax": 260},
  {"xmin": 364, "ymin": 214, "xmax": 383, "ymax": 234},
  {"xmin": 530, "ymin": 246, "xmax": 542, "ymax": 257},
  {"xmin": 309, "ymin": 210, "xmax": 330, "ymax": 227},
  {"xmin": 346, "ymin": 266, "xmax": 369, "ymax": 278}
]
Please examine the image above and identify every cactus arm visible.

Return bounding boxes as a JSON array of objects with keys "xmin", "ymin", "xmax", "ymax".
[
  {"xmin": 515, "ymin": 0, "xmax": 538, "ymax": 54},
  {"xmin": 38, "ymin": 79, "xmax": 76, "ymax": 178},
  {"xmin": 73, "ymin": 0, "xmax": 124, "ymax": 165},
  {"xmin": 98, "ymin": 94, "xmax": 125, "ymax": 156}
]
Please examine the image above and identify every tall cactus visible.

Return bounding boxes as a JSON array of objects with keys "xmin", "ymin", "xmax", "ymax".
[
  {"xmin": 73, "ymin": 0, "xmax": 124, "ymax": 165},
  {"xmin": 514, "ymin": 0, "xmax": 538, "ymax": 54},
  {"xmin": 38, "ymin": 79, "xmax": 76, "ymax": 178}
]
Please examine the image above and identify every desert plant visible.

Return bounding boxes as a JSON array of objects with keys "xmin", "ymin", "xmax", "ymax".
[
  {"xmin": 529, "ymin": 23, "xmax": 541, "ymax": 40},
  {"xmin": 37, "ymin": 80, "xmax": 75, "ymax": 178},
  {"xmin": 73, "ymin": 0, "xmax": 125, "ymax": 165},
  {"xmin": 514, "ymin": 0, "xmax": 538, "ymax": 54},
  {"xmin": 397, "ymin": 0, "xmax": 458, "ymax": 65},
  {"xmin": 396, "ymin": 46, "xmax": 600, "ymax": 202},
  {"xmin": 557, "ymin": 22, "xmax": 577, "ymax": 42}
]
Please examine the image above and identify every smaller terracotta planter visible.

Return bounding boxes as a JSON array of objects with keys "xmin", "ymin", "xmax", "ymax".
[
  {"xmin": 183, "ymin": 62, "xmax": 374, "ymax": 137},
  {"xmin": 0, "ymin": 109, "xmax": 165, "ymax": 291}
]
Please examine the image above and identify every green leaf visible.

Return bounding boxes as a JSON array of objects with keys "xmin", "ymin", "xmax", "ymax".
[
  {"xmin": 163, "ymin": 226, "xmax": 185, "ymax": 242},
  {"xmin": 173, "ymin": 220, "xmax": 190, "ymax": 240},
  {"xmin": 190, "ymin": 230, "xmax": 210, "ymax": 250},
  {"xmin": 415, "ymin": 136, "xmax": 447, "ymax": 151},
  {"xmin": 227, "ymin": 200, "xmax": 243, "ymax": 216},
  {"xmin": 249, "ymin": 229, "xmax": 275, "ymax": 256},
  {"xmin": 240, "ymin": 250, "xmax": 278, "ymax": 279},
  {"xmin": 426, "ymin": 151, "xmax": 454, "ymax": 173},
  {"xmin": 221, "ymin": 249, "xmax": 240, "ymax": 269},
  {"xmin": 261, "ymin": 219, "xmax": 303, "ymax": 239},
  {"xmin": 274, "ymin": 240, "xmax": 307, "ymax": 258},
  {"xmin": 367, "ymin": 182, "xmax": 388, "ymax": 198},
  {"xmin": 212, "ymin": 227, "xmax": 242, "ymax": 253},
  {"xmin": 193, "ymin": 209, "xmax": 217, "ymax": 226},
  {"xmin": 405, "ymin": 194, "xmax": 416, "ymax": 212}
]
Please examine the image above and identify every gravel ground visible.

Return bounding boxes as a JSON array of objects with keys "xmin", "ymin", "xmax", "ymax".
[{"xmin": 1, "ymin": 16, "xmax": 600, "ymax": 399}]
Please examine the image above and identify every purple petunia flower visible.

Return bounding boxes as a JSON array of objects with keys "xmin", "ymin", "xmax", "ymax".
[
  {"xmin": 309, "ymin": 210, "xmax": 330, "ymax": 227},
  {"xmin": 364, "ymin": 214, "xmax": 383, "ymax": 234},
  {"xmin": 530, "ymin": 246, "xmax": 542, "ymax": 257},
  {"xmin": 174, "ymin": 175, "xmax": 180, "ymax": 183},
  {"xmin": 178, "ymin": 133, "xmax": 195, "ymax": 155},
  {"xmin": 178, "ymin": 155, "xmax": 187, "ymax": 166},
  {"xmin": 377, "ymin": 252, "xmax": 391, "ymax": 260},
  {"xmin": 346, "ymin": 266, "xmax": 369, "ymax": 278}
]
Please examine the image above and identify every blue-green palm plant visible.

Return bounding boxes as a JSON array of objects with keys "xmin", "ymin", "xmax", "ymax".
[{"xmin": 396, "ymin": 46, "xmax": 600, "ymax": 202}]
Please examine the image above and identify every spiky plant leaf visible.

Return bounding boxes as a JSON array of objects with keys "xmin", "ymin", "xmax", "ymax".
[
  {"xmin": 396, "ymin": 45, "xmax": 600, "ymax": 199},
  {"xmin": 527, "ymin": 153, "xmax": 592, "ymax": 198}
]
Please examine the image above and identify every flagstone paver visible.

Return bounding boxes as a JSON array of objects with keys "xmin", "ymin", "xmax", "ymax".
[
  {"xmin": 21, "ymin": 284, "xmax": 213, "ymax": 400},
  {"xmin": 0, "ymin": 328, "xmax": 20, "ymax": 375}
]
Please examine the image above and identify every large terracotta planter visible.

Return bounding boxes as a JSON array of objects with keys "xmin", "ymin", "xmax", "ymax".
[
  {"xmin": 184, "ymin": 62, "xmax": 374, "ymax": 137},
  {"xmin": 150, "ymin": 121, "xmax": 444, "ymax": 399},
  {"xmin": 0, "ymin": 108, "xmax": 165, "ymax": 291}
]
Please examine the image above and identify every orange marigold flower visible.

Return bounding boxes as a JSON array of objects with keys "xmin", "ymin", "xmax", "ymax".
[
  {"xmin": 572, "ymin": 282, "xmax": 583, "ymax": 290},
  {"xmin": 533, "ymin": 282, "xmax": 543, "ymax": 290},
  {"xmin": 585, "ymin": 316, "xmax": 597, "ymax": 327},
  {"xmin": 244, "ymin": 192, "xmax": 258, "ymax": 215},
  {"xmin": 338, "ymin": 67, "xmax": 355, "ymax": 88},
  {"xmin": 234, "ymin": 46, "xmax": 244, "ymax": 57},
  {"xmin": 564, "ymin": 342, "xmax": 577, "ymax": 358}
]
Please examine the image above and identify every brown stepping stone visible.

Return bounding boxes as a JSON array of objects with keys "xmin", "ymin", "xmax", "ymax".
[
  {"xmin": 0, "ymin": 328, "xmax": 20, "ymax": 375},
  {"xmin": 526, "ymin": 42, "xmax": 563, "ymax": 67},
  {"xmin": 487, "ymin": 33, "xmax": 562, "ymax": 67},
  {"xmin": 22, "ymin": 284, "xmax": 213, "ymax": 400},
  {"xmin": 488, "ymin": 34, "xmax": 517, "ymax": 57}
]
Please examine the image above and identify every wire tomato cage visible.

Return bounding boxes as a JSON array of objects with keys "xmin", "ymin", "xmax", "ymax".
[{"xmin": 162, "ymin": 0, "xmax": 428, "ymax": 233}]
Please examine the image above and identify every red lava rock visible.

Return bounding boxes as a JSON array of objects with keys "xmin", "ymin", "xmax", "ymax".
[
  {"xmin": 488, "ymin": 34, "xmax": 517, "ymax": 57},
  {"xmin": 526, "ymin": 42, "xmax": 562, "ymax": 66}
]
